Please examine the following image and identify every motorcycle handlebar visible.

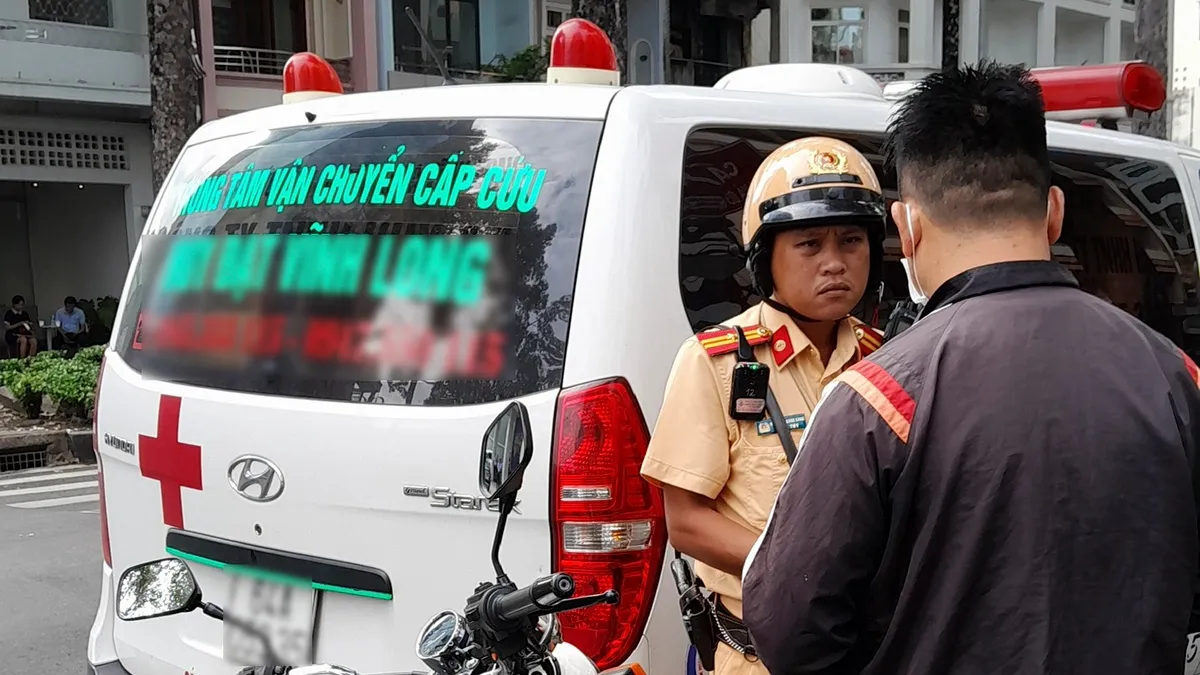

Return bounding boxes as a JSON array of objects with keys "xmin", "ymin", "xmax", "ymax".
[{"xmin": 494, "ymin": 573, "xmax": 575, "ymax": 622}]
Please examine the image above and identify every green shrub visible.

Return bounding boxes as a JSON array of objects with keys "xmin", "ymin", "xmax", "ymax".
[
  {"xmin": 31, "ymin": 349, "xmax": 66, "ymax": 363},
  {"xmin": 3, "ymin": 359, "xmax": 43, "ymax": 418},
  {"xmin": 41, "ymin": 357, "xmax": 97, "ymax": 418},
  {"xmin": 483, "ymin": 39, "xmax": 552, "ymax": 82},
  {"xmin": 0, "ymin": 357, "xmax": 27, "ymax": 386},
  {"xmin": 1, "ymin": 345, "xmax": 103, "ymax": 419},
  {"xmin": 75, "ymin": 345, "xmax": 106, "ymax": 365}
]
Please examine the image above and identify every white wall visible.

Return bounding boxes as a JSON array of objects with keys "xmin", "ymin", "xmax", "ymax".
[
  {"xmin": 1173, "ymin": 0, "xmax": 1198, "ymax": 146},
  {"xmin": 752, "ymin": 0, "xmax": 942, "ymax": 67},
  {"xmin": 310, "ymin": 0, "xmax": 351, "ymax": 60},
  {"xmin": 983, "ymin": 0, "xmax": 1039, "ymax": 65},
  {"xmin": 216, "ymin": 82, "xmax": 286, "ymax": 112},
  {"xmin": 0, "ymin": 0, "xmax": 150, "ymax": 107},
  {"xmin": 1054, "ymin": 6, "xmax": 1105, "ymax": 66},
  {"xmin": 25, "ymin": 182, "xmax": 130, "ymax": 312}
]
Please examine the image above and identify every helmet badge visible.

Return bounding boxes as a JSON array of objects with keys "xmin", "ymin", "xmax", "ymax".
[{"xmin": 808, "ymin": 149, "xmax": 848, "ymax": 175}]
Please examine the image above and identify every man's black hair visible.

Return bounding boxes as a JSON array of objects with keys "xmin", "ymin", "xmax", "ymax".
[
  {"xmin": 11, "ymin": 295, "xmax": 23, "ymax": 305},
  {"xmin": 884, "ymin": 61, "xmax": 1052, "ymax": 227},
  {"xmin": 64, "ymin": 296, "xmax": 76, "ymax": 305}
]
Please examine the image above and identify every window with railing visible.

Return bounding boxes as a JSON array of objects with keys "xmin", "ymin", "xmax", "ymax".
[
  {"xmin": 28, "ymin": 0, "xmax": 112, "ymax": 28},
  {"xmin": 394, "ymin": 0, "xmax": 481, "ymax": 75},
  {"xmin": 212, "ymin": 0, "xmax": 311, "ymax": 77},
  {"xmin": 811, "ymin": 7, "xmax": 866, "ymax": 64},
  {"xmin": 898, "ymin": 9, "xmax": 909, "ymax": 63}
]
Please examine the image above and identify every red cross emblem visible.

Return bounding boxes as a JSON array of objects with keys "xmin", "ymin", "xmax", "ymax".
[{"xmin": 138, "ymin": 395, "xmax": 203, "ymax": 528}]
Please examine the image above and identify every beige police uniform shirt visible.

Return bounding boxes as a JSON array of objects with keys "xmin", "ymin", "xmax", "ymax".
[{"xmin": 641, "ymin": 302, "xmax": 868, "ymax": 675}]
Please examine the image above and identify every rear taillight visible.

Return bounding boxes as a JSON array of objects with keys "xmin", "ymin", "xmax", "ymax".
[
  {"xmin": 94, "ymin": 353, "xmax": 111, "ymax": 566},
  {"xmin": 550, "ymin": 378, "xmax": 666, "ymax": 670}
]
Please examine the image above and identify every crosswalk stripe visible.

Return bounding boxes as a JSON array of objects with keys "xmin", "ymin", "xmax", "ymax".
[
  {"xmin": 0, "ymin": 468, "xmax": 97, "ymax": 487},
  {"xmin": 0, "ymin": 480, "xmax": 98, "ymax": 497},
  {"xmin": 10, "ymin": 494, "xmax": 100, "ymax": 509}
]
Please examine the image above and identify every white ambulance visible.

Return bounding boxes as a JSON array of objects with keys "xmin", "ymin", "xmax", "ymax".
[{"xmin": 87, "ymin": 17, "xmax": 1200, "ymax": 675}]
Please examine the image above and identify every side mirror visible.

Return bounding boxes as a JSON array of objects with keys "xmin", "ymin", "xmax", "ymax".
[
  {"xmin": 116, "ymin": 558, "xmax": 201, "ymax": 621},
  {"xmin": 479, "ymin": 401, "xmax": 533, "ymax": 501}
]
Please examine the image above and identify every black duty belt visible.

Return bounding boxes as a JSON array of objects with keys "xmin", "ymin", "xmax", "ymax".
[{"xmin": 713, "ymin": 597, "xmax": 758, "ymax": 659}]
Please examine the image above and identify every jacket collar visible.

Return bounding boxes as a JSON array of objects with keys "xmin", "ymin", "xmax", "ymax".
[{"xmin": 919, "ymin": 260, "xmax": 1080, "ymax": 319}]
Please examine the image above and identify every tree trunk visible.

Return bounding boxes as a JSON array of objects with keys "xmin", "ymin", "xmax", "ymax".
[
  {"xmin": 572, "ymin": 0, "xmax": 629, "ymax": 79},
  {"xmin": 1134, "ymin": 0, "xmax": 1170, "ymax": 140},
  {"xmin": 941, "ymin": 0, "xmax": 960, "ymax": 70},
  {"xmin": 147, "ymin": 0, "xmax": 202, "ymax": 193}
]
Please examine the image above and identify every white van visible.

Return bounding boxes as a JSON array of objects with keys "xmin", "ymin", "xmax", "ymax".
[{"xmin": 87, "ymin": 41, "xmax": 1200, "ymax": 675}]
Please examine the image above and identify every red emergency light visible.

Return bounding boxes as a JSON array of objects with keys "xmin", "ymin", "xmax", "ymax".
[
  {"xmin": 1031, "ymin": 62, "xmax": 1166, "ymax": 122},
  {"xmin": 546, "ymin": 18, "xmax": 620, "ymax": 86},
  {"xmin": 282, "ymin": 51, "xmax": 344, "ymax": 105}
]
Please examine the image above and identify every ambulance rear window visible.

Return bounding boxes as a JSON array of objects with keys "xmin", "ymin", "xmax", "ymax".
[
  {"xmin": 679, "ymin": 126, "xmax": 1200, "ymax": 360},
  {"xmin": 113, "ymin": 118, "xmax": 601, "ymax": 406}
]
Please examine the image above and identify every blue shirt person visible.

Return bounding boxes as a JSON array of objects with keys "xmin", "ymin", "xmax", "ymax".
[{"xmin": 54, "ymin": 296, "xmax": 88, "ymax": 337}]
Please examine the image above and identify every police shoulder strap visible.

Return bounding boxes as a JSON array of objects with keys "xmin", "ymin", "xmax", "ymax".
[{"xmin": 733, "ymin": 325, "xmax": 800, "ymax": 465}]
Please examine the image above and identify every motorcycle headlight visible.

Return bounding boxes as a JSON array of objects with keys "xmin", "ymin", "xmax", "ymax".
[{"xmin": 416, "ymin": 610, "xmax": 469, "ymax": 661}]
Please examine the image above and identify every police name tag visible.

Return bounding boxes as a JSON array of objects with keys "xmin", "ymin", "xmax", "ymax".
[{"xmin": 757, "ymin": 414, "xmax": 806, "ymax": 436}]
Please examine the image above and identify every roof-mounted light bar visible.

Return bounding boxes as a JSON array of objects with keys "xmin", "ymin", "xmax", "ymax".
[
  {"xmin": 882, "ymin": 61, "xmax": 1167, "ymax": 123},
  {"xmin": 545, "ymin": 18, "xmax": 620, "ymax": 86},
  {"xmin": 281, "ymin": 52, "xmax": 344, "ymax": 104}
]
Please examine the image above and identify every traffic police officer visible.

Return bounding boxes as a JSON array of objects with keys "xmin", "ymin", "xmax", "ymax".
[
  {"xmin": 640, "ymin": 136, "xmax": 886, "ymax": 675},
  {"xmin": 742, "ymin": 62, "xmax": 1200, "ymax": 674}
]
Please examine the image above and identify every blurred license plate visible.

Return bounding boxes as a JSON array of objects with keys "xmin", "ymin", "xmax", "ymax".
[{"xmin": 223, "ymin": 572, "xmax": 316, "ymax": 666}]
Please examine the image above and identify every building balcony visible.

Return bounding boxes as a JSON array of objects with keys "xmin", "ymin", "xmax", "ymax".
[
  {"xmin": 213, "ymin": 45, "xmax": 354, "ymax": 117},
  {"xmin": 0, "ymin": 16, "xmax": 149, "ymax": 107},
  {"xmin": 214, "ymin": 45, "xmax": 352, "ymax": 84}
]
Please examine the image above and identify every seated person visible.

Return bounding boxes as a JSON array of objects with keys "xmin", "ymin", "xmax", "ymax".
[
  {"xmin": 53, "ymin": 296, "xmax": 88, "ymax": 350},
  {"xmin": 4, "ymin": 295, "xmax": 37, "ymax": 358}
]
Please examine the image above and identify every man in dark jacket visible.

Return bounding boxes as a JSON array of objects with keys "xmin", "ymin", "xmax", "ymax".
[{"xmin": 741, "ymin": 61, "xmax": 1200, "ymax": 674}]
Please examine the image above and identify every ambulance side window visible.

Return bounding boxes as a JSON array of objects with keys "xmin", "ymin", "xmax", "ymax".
[
  {"xmin": 677, "ymin": 127, "xmax": 1200, "ymax": 360},
  {"xmin": 677, "ymin": 127, "xmax": 901, "ymax": 333},
  {"xmin": 1051, "ymin": 151, "xmax": 1200, "ymax": 359}
]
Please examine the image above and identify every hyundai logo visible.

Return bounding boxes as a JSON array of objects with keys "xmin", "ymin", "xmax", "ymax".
[{"xmin": 227, "ymin": 455, "xmax": 285, "ymax": 503}]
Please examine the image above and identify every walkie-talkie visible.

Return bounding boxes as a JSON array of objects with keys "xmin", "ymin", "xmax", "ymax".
[{"xmin": 884, "ymin": 299, "xmax": 922, "ymax": 340}]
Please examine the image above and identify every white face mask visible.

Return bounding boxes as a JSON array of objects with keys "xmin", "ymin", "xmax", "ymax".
[{"xmin": 900, "ymin": 202, "xmax": 928, "ymax": 306}]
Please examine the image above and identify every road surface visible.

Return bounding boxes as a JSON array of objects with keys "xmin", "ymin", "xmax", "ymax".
[{"xmin": 0, "ymin": 464, "xmax": 102, "ymax": 672}]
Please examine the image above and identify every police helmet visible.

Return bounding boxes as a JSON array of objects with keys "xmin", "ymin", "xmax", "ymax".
[{"xmin": 743, "ymin": 137, "xmax": 886, "ymax": 298}]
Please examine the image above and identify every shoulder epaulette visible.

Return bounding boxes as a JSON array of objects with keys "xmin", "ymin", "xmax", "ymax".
[
  {"xmin": 854, "ymin": 323, "xmax": 884, "ymax": 357},
  {"xmin": 697, "ymin": 325, "xmax": 772, "ymax": 357}
]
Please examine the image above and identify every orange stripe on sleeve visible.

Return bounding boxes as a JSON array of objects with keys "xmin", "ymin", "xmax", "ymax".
[
  {"xmin": 1182, "ymin": 349, "xmax": 1200, "ymax": 388},
  {"xmin": 839, "ymin": 360, "xmax": 917, "ymax": 443}
]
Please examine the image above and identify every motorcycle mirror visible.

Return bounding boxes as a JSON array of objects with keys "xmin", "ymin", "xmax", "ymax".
[
  {"xmin": 479, "ymin": 401, "xmax": 533, "ymax": 582},
  {"xmin": 116, "ymin": 558, "xmax": 202, "ymax": 621},
  {"xmin": 479, "ymin": 401, "xmax": 533, "ymax": 502}
]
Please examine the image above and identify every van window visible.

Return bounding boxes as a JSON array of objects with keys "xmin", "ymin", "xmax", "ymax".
[
  {"xmin": 679, "ymin": 127, "xmax": 1200, "ymax": 359},
  {"xmin": 114, "ymin": 118, "xmax": 602, "ymax": 406}
]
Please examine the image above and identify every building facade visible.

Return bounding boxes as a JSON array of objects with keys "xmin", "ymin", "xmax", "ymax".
[
  {"xmin": 0, "ymin": 0, "xmax": 154, "ymax": 323},
  {"xmin": 200, "ymin": 0, "xmax": 377, "ymax": 118},
  {"xmin": 0, "ymin": 0, "xmax": 379, "ymax": 327},
  {"xmin": 380, "ymin": 0, "xmax": 676, "ymax": 88},
  {"xmin": 751, "ymin": 0, "xmax": 1136, "ymax": 83}
]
